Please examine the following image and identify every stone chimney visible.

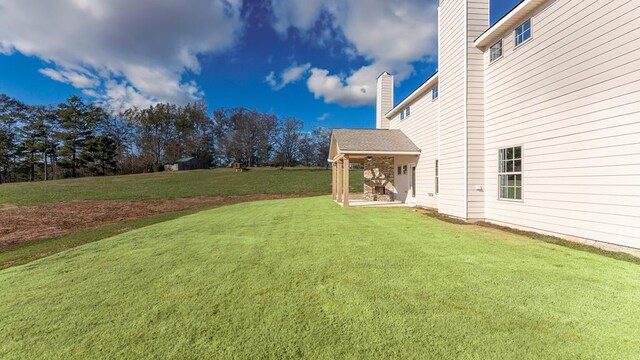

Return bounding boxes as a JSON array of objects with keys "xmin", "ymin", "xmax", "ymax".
[{"xmin": 376, "ymin": 72, "xmax": 394, "ymax": 129}]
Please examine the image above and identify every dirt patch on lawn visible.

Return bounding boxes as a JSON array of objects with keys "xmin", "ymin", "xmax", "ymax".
[{"xmin": 0, "ymin": 194, "xmax": 317, "ymax": 249}]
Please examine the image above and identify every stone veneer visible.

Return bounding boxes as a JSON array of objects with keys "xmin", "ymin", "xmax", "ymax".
[{"xmin": 363, "ymin": 156, "xmax": 396, "ymax": 201}]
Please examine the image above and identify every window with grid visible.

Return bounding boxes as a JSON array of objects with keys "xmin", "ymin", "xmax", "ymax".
[
  {"xmin": 490, "ymin": 40, "xmax": 502, "ymax": 62},
  {"xmin": 515, "ymin": 19, "xmax": 531, "ymax": 46},
  {"xmin": 498, "ymin": 146, "xmax": 522, "ymax": 200},
  {"xmin": 432, "ymin": 87, "xmax": 438, "ymax": 100}
]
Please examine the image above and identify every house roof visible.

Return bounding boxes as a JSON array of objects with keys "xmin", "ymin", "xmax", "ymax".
[
  {"xmin": 329, "ymin": 129, "xmax": 421, "ymax": 161},
  {"xmin": 475, "ymin": 0, "xmax": 548, "ymax": 49},
  {"xmin": 386, "ymin": 72, "xmax": 438, "ymax": 119},
  {"xmin": 176, "ymin": 157, "xmax": 195, "ymax": 163}
]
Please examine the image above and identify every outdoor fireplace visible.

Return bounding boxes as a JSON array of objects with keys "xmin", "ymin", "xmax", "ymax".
[
  {"xmin": 363, "ymin": 155, "xmax": 395, "ymax": 202},
  {"xmin": 373, "ymin": 186, "xmax": 386, "ymax": 195}
]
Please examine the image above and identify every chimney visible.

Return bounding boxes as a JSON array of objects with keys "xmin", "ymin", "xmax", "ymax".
[{"xmin": 376, "ymin": 72, "xmax": 394, "ymax": 129}]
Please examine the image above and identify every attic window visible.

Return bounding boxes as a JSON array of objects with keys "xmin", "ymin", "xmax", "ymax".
[
  {"xmin": 490, "ymin": 40, "xmax": 503, "ymax": 62},
  {"xmin": 515, "ymin": 19, "xmax": 532, "ymax": 47},
  {"xmin": 401, "ymin": 106, "xmax": 411, "ymax": 120}
]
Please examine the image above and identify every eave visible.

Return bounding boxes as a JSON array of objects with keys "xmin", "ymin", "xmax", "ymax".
[
  {"xmin": 475, "ymin": 0, "xmax": 548, "ymax": 49},
  {"xmin": 385, "ymin": 73, "xmax": 438, "ymax": 119}
]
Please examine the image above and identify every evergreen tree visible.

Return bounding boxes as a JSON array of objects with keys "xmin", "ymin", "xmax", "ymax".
[
  {"xmin": 18, "ymin": 106, "xmax": 49, "ymax": 181},
  {"xmin": 55, "ymin": 96, "xmax": 95, "ymax": 177}
]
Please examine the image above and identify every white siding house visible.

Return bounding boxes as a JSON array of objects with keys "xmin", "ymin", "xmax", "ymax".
[{"xmin": 332, "ymin": 0, "xmax": 640, "ymax": 250}]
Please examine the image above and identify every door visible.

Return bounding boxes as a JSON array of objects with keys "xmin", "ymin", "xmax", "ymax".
[{"xmin": 409, "ymin": 164, "xmax": 416, "ymax": 203}]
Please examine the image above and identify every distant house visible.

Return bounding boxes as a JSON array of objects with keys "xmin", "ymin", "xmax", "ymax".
[
  {"xmin": 167, "ymin": 157, "xmax": 205, "ymax": 171},
  {"xmin": 329, "ymin": 0, "xmax": 640, "ymax": 250}
]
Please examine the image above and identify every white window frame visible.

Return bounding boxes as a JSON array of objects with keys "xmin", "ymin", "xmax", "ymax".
[
  {"xmin": 490, "ymin": 40, "xmax": 503, "ymax": 62},
  {"xmin": 498, "ymin": 146, "xmax": 523, "ymax": 201},
  {"xmin": 515, "ymin": 19, "xmax": 532, "ymax": 47},
  {"xmin": 432, "ymin": 87, "xmax": 439, "ymax": 100},
  {"xmin": 400, "ymin": 106, "xmax": 411, "ymax": 120}
]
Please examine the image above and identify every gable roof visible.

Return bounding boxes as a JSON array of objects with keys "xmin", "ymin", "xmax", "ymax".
[
  {"xmin": 176, "ymin": 157, "xmax": 195, "ymax": 163},
  {"xmin": 329, "ymin": 129, "xmax": 421, "ymax": 160}
]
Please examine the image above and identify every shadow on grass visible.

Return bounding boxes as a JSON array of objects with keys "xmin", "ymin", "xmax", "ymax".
[{"xmin": 417, "ymin": 207, "xmax": 640, "ymax": 265}]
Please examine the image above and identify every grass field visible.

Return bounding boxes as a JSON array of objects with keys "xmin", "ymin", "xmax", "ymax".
[
  {"xmin": 0, "ymin": 168, "xmax": 362, "ymax": 268},
  {"xmin": 0, "ymin": 168, "xmax": 362, "ymax": 206},
  {"xmin": 1, "ymin": 197, "xmax": 638, "ymax": 359}
]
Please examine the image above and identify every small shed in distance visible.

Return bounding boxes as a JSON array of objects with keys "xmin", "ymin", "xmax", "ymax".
[{"xmin": 167, "ymin": 157, "xmax": 205, "ymax": 171}]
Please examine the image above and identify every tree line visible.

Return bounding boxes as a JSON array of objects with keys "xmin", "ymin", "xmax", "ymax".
[{"xmin": 0, "ymin": 94, "xmax": 331, "ymax": 183}]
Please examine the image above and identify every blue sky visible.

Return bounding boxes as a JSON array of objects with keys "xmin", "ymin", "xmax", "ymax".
[{"xmin": 0, "ymin": 0, "xmax": 520, "ymax": 130}]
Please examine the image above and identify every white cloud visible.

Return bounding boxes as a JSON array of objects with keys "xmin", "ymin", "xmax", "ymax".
[
  {"xmin": 39, "ymin": 68, "xmax": 100, "ymax": 89},
  {"xmin": 316, "ymin": 112, "xmax": 331, "ymax": 122},
  {"xmin": 270, "ymin": 0, "xmax": 438, "ymax": 106},
  {"xmin": 0, "ymin": 41, "xmax": 13, "ymax": 55},
  {"xmin": 0, "ymin": 0, "xmax": 244, "ymax": 109},
  {"xmin": 307, "ymin": 68, "xmax": 372, "ymax": 107},
  {"xmin": 265, "ymin": 63, "xmax": 311, "ymax": 90}
]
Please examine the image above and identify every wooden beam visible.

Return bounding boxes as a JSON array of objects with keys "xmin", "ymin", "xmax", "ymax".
[
  {"xmin": 336, "ymin": 159, "xmax": 343, "ymax": 203},
  {"xmin": 332, "ymin": 162, "xmax": 337, "ymax": 200},
  {"xmin": 343, "ymin": 156, "xmax": 350, "ymax": 207}
]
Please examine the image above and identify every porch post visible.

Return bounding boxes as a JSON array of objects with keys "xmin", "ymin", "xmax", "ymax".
[
  {"xmin": 336, "ymin": 159, "xmax": 343, "ymax": 203},
  {"xmin": 343, "ymin": 156, "xmax": 350, "ymax": 207},
  {"xmin": 332, "ymin": 162, "xmax": 337, "ymax": 200}
]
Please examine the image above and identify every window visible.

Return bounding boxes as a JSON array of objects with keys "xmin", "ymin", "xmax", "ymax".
[
  {"xmin": 515, "ymin": 19, "xmax": 531, "ymax": 46},
  {"xmin": 490, "ymin": 40, "xmax": 502, "ymax": 62},
  {"xmin": 435, "ymin": 160, "xmax": 439, "ymax": 194},
  {"xmin": 432, "ymin": 87, "xmax": 439, "ymax": 100},
  {"xmin": 397, "ymin": 166, "xmax": 402, "ymax": 175},
  {"xmin": 400, "ymin": 106, "xmax": 411, "ymax": 120},
  {"xmin": 402, "ymin": 165, "xmax": 407, "ymax": 175},
  {"xmin": 498, "ymin": 146, "xmax": 522, "ymax": 200}
]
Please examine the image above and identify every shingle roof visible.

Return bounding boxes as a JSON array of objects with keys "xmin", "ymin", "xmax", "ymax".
[
  {"xmin": 176, "ymin": 157, "xmax": 195, "ymax": 163},
  {"xmin": 332, "ymin": 129, "xmax": 420, "ymax": 153}
]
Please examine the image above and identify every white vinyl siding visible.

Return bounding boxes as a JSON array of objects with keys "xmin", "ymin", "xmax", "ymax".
[
  {"xmin": 389, "ymin": 90, "xmax": 438, "ymax": 209},
  {"xmin": 436, "ymin": 0, "xmax": 468, "ymax": 219},
  {"xmin": 467, "ymin": 0, "xmax": 489, "ymax": 220},
  {"xmin": 483, "ymin": 0, "xmax": 640, "ymax": 248}
]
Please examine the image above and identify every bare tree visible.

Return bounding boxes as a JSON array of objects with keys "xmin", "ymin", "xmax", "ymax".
[{"xmin": 275, "ymin": 117, "xmax": 303, "ymax": 168}]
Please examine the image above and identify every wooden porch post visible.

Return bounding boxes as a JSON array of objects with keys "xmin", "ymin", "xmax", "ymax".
[
  {"xmin": 332, "ymin": 162, "xmax": 337, "ymax": 200},
  {"xmin": 336, "ymin": 159, "xmax": 343, "ymax": 203},
  {"xmin": 343, "ymin": 156, "xmax": 350, "ymax": 207}
]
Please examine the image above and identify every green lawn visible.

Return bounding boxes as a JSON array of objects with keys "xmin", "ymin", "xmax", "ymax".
[
  {"xmin": 0, "ymin": 168, "xmax": 363, "ymax": 206},
  {"xmin": 1, "ymin": 196, "xmax": 638, "ymax": 359}
]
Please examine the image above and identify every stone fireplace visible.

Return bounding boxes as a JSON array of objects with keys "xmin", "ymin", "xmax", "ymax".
[{"xmin": 363, "ymin": 156, "xmax": 395, "ymax": 201}]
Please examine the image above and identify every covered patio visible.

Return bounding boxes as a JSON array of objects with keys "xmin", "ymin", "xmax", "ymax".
[{"xmin": 329, "ymin": 129, "xmax": 421, "ymax": 207}]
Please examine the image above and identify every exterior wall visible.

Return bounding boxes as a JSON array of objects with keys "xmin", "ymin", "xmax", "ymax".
[
  {"xmin": 392, "ymin": 155, "xmax": 420, "ymax": 203},
  {"xmin": 466, "ymin": 0, "xmax": 489, "ymax": 219},
  {"xmin": 363, "ymin": 156, "xmax": 396, "ymax": 201},
  {"xmin": 437, "ymin": 0, "xmax": 471, "ymax": 219},
  {"xmin": 482, "ymin": 0, "xmax": 640, "ymax": 248},
  {"xmin": 389, "ymin": 91, "xmax": 439, "ymax": 208},
  {"xmin": 376, "ymin": 73, "xmax": 394, "ymax": 129}
]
